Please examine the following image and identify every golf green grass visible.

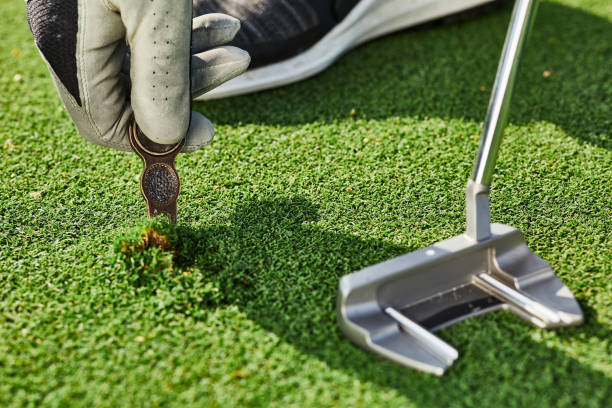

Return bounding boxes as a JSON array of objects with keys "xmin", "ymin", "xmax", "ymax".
[{"xmin": 1, "ymin": 0, "xmax": 610, "ymax": 406}]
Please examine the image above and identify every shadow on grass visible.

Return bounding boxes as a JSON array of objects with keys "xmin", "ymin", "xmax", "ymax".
[
  {"xmin": 184, "ymin": 2, "xmax": 611, "ymax": 403},
  {"xmin": 167, "ymin": 196, "xmax": 610, "ymax": 406},
  {"xmin": 197, "ymin": 2, "xmax": 610, "ymax": 149}
]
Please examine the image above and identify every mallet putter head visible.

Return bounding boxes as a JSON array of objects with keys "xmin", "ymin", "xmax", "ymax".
[{"xmin": 337, "ymin": 223, "xmax": 583, "ymax": 375}]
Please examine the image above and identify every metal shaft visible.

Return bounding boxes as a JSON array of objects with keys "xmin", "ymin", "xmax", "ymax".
[{"xmin": 471, "ymin": 0, "xmax": 539, "ymax": 185}]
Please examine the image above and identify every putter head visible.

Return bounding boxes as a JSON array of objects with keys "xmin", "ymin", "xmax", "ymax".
[{"xmin": 337, "ymin": 223, "xmax": 583, "ymax": 375}]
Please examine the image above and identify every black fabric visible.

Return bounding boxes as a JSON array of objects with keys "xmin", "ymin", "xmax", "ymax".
[
  {"xmin": 27, "ymin": 0, "xmax": 81, "ymax": 106},
  {"xmin": 194, "ymin": 0, "xmax": 339, "ymax": 68},
  {"xmin": 193, "ymin": 0, "xmax": 511, "ymax": 69},
  {"xmin": 333, "ymin": 0, "xmax": 360, "ymax": 21}
]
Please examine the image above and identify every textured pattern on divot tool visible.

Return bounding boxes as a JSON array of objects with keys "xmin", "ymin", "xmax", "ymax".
[{"xmin": 129, "ymin": 117, "xmax": 185, "ymax": 222}]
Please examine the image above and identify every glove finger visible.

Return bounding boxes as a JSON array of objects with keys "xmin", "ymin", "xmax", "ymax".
[
  {"xmin": 115, "ymin": 0, "xmax": 192, "ymax": 145},
  {"xmin": 183, "ymin": 111, "xmax": 214, "ymax": 153},
  {"xmin": 191, "ymin": 46, "xmax": 250, "ymax": 98},
  {"xmin": 192, "ymin": 14, "xmax": 241, "ymax": 54},
  {"xmin": 121, "ymin": 14, "xmax": 242, "ymax": 75}
]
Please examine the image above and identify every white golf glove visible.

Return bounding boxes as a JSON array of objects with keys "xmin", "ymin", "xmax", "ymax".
[{"xmin": 26, "ymin": 0, "xmax": 250, "ymax": 152}]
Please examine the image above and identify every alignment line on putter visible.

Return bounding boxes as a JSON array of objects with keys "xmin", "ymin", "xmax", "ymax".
[
  {"xmin": 474, "ymin": 274, "xmax": 561, "ymax": 325},
  {"xmin": 385, "ymin": 307, "xmax": 459, "ymax": 364}
]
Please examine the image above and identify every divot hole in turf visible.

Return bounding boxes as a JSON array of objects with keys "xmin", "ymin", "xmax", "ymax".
[{"xmin": 113, "ymin": 223, "xmax": 229, "ymax": 309}]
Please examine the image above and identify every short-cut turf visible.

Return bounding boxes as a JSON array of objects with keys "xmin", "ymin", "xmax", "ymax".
[{"xmin": 1, "ymin": 0, "xmax": 610, "ymax": 407}]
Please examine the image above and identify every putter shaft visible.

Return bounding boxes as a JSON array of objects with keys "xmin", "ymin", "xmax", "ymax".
[{"xmin": 472, "ymin": 0, "xmax": 539, "ymax": 185}]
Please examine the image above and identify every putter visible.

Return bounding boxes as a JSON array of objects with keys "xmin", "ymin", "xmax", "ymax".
[
  {"xmin": 337, "ymin": 0, "xmax": 583, "ymax": 376},
  {"xmin": 129, "ymin": 116, "xmax": 185, "ymax": 223}
]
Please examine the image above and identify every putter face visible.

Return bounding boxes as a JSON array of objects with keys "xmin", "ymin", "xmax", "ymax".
[{"xmin": 337, "ymin": 224, "xmax": 583, "ymax": 375}]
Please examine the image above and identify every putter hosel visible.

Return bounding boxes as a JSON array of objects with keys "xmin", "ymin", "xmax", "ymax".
[{"xmin": 467, "ymin": 0, "xmax": 539, "ymax": 242}]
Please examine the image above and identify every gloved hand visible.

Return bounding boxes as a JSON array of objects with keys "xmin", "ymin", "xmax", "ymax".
[{"xmin": 26, "ymin": 0, "xmax": 250, "ymax": 152}]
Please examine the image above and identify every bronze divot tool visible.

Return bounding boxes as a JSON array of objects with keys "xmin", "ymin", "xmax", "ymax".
[{"xmin": 129, "ymin": 116, "xmax": 185, "ymax": 223}]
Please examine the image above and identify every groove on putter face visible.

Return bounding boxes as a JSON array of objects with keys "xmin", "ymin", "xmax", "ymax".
[{"xmin": 336, "ymin": 0, "xmax": 583, "ymax": 375}]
